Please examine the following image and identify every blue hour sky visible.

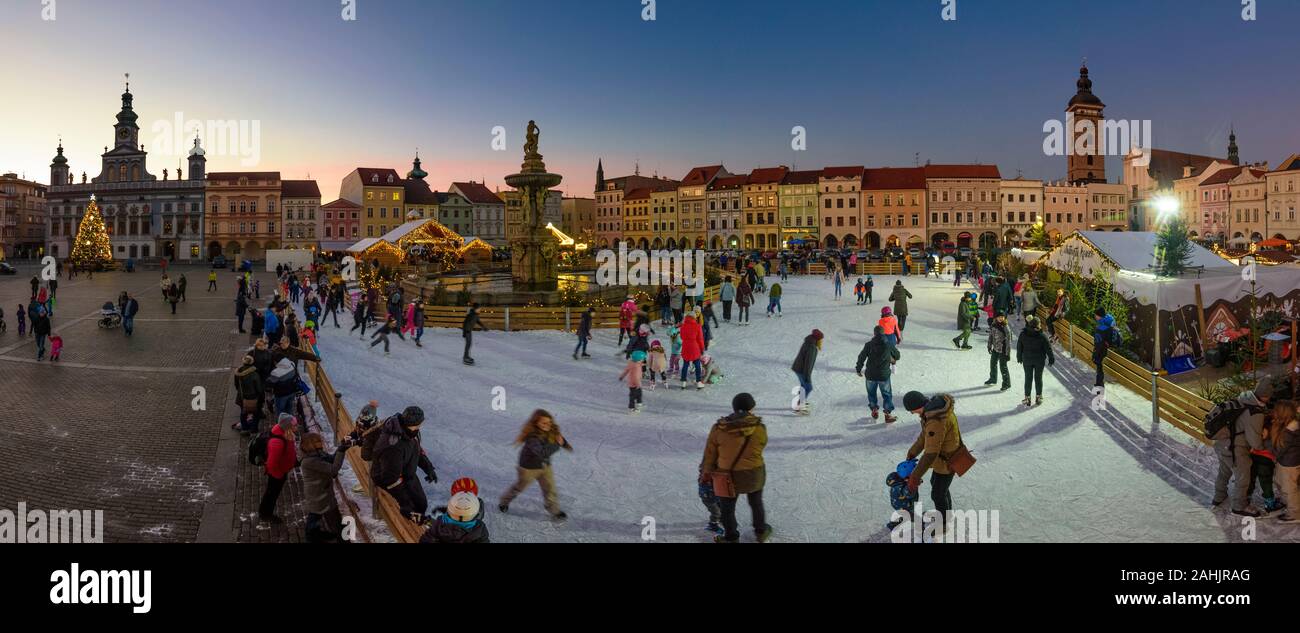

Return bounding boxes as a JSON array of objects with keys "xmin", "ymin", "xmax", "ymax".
[{"xmin": 1, "ymin": 0, "xmax": 1296, "ymax": 200}]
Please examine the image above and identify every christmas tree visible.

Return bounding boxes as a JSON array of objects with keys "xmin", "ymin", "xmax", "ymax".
[
  {"xmin": 1154, "ymin": 216, "xmax": 1193, "ymax": 277},
  {"xmin": 70, "ymin": 195, "xmax": 113, "ymax": 266}
]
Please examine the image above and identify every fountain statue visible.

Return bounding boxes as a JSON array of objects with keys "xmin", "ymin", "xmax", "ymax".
[{"xmin": 504, "ymin": 120, "xmax": 563, "ymax": 291}]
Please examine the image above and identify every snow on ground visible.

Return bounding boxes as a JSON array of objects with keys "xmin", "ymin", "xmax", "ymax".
[{"xmin": 303, "ymin": 274, "xmax": 1300, "ymax": 543}]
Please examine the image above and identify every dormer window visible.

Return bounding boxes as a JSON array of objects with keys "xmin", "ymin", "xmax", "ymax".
[
  {"xmin": 371, "ymin": 174, "xmax": 379, "ymax": 183},
  {"xmin": 387, "ymin": 176, "xmax": 394, "ymax": 183}
]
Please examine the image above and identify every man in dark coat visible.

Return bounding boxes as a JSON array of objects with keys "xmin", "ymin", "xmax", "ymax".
[
  {"xmin": 235, "ymin": 293, "xmax": 249, "ymax": 333},
  {"xmin": 349, "ymin": 295, "xmax": 368, "ymax": 336},
  {"xmin": 121, "ymin": 293, "xmax": 139, "ymax": 337},
  {"xmin": 791, "ymin": 329, "xmax": 823, "ymax": 414},
  {"xmin": 368, "ymin": 407, "xmax": 437, "ymax": 518},
  {"xmin": 1016, "ymin": 315, "xmax": 1055, "ymax": 406},
  {"xmin": 33, "ymin": 309, "xmax": 52, "ymax": 360},
  {"xmin": 462, "ymin": 303, "xmax": 485, "ymax": 364},
  {"xmin": 888, "ymin": 281, "xmax": 913, "ymax": 331},
  {"xmin": 856, "ymin": 325, "xmax": 901, "ymax": 422},
  {"xmin": 985, "ymin": 312, "xmax": 1012, "ymax": 390}
]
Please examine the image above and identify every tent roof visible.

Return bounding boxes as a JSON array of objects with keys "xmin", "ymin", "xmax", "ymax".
[
  {"xmin": 380, "ymin": 218, "xmax": 463, "ymax": 246},
  {"xmin": 346, "ymin": 238, "xmax": 382, "ymax": 254},
  {"xmin": 1071, "ymin": 231, "xmax": 1236, "ymax": 273}
]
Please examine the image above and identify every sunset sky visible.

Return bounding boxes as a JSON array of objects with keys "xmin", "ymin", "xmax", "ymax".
[{"xmin": 1, "ymin": 0, "xmax": 1297, "ymax": 200}]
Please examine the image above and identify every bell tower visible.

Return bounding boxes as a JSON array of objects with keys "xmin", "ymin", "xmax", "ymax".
[
  {"xmin": 1066, "ymin": 61, "xmax": 1106, "ymax": 185},
  {"xmin": 114, "ymin": 74, "xmax": 140, "ymax": 150}
]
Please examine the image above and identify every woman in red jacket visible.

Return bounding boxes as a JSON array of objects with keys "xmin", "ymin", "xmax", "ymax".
[
  {"xmin": 679, "ymin": 314, "xmax": 706, "ymax": 389},
  {"xmin": 260, "ymin": 413, "xmax": 299, "ymax": 524}
]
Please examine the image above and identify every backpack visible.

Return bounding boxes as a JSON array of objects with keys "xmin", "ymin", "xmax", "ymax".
[
  {"xmin": 1203, "ymin": 399, "xmax": 1253, "ymax": 441},
  {"xmin": 248, "ymin": 430, "xmax": 276, "ymax": 465},
  {"xmin": 1107, "ymin": 327, "xmax": 1123, "ymax": 347}
]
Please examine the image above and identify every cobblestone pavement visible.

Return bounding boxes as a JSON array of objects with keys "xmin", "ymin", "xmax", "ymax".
[{"xmin": 0, "ymin": 262, "xmax": 309, "ymax": 542}]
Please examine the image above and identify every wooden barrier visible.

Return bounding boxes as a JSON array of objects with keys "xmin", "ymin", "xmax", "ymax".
[{"xmin": 1039, "ymin": 307, "xmax": 1212, "ymax": 445}]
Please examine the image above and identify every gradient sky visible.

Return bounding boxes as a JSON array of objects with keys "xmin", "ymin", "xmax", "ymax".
[{"xmin": 1, "ymin": 0, "xmax": 1297, "ymax": 201}]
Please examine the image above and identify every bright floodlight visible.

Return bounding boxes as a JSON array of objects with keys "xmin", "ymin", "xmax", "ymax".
[{"xmin": 1154, "ymin": 196, "xmax": 1180, "ymax": 219}]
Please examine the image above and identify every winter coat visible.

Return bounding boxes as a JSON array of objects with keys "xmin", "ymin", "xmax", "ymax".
[
  {"xmin": 957, "ymin": 299, "xmax": 978, "ymax": 328},
  {"xmin": 907, "ymin": 394, "xmax": 962, "ymax": 477},
  {"xmin": 656, "ymin": 287, "xmax": 670, "ymax": 309},
  {"xmin": 700, "ymin": 412, "xmax": 768, "ymax": 494},
  {"xmin": 770, "ymin": 283, "xmax": 782, "ymax": 298},
  {"xmin": 647, "ymin": 348, "xmax": 668, "ymax": 373},
  {"xmin": 993, "ymin": 282, "xmax": 1014, "ymax": 315},
  {"xmin": 420, "ymin": 506, "xmax": 490, "ymax": 544},
  {"xmin": 670, "ymin": 287, "xmax": 685, "ymax": 311},
  {"xmin": 791, "ymin": 335, "xmax": 819, "ymax": 377},
  {"xmin": 1277, "ymin": 425, "xmax": 1300, "ymax": 468},
  {"xmin": 1016, "ymin": 327, "xmax": 1054, "ymax": 366},
  {"xmin": 736, "ymin": 281, "xmax": 754, "ymax": 307},
  {"xmin": 856, "ymin": 335, "xmax": 900, "ymax": 381},
  {"xmin": 122, "ymin": 298, "xmax": 139, "ymax": 319},
  {"xmin": 300, "ymin": 450, "xmax": 345, "ymax": 515},
  {"xmin": 1022, "ymin": 286, "xmax": 1040, "ymax": 313},
  {"xmin": 987, "ymin": 322, "xmax": 1011, "ymax": 356},
  {"xmin": 888, "ymin": 285, "xmax": 913, "ymax": 316},
  {"xmin": 33, "ymin": 315, "xmax": 51, "ymax": 337},
  {"xmin": 462, "ymin": 308, "xmax": 484, "ymax": 333},
  {"xmin": 1093, "ymin": 314, "xmax": 1116, "ymax": 361},
  {"xmin": 577, "ymin": 311, "xmax": 593, "ymax": 338},
  {"xmin": 518, "ymin": 432, "xmax": 571, "ymax": 469},
  {"xmin": 264, "ymin": 424, "xmax": 297, "ymax": 479},
  {"xmin": 879, "ymin": 315, "xmax": 900, "ymax": 337},
  {"xmin": 1238, "ymin": 391, "xmax": 1270, "ymax": 452},
  {"xmin": 720, "ymin": 282, "xmax": 736, "ymax": 302},
  {"xmin": 1050, "ymin": 294, "xmax": 1069, "ymax": 318},
  {"xmin": 235, "ymin": 294, "xmax": 248, "ymax": 319},
  {"xmin": 369, "ymin": 415, "xmax": 435, "ymax": 488},
  {"xmin": 233, "ymin": 365, "xmax": 263, "ymax": 401},
  {"xmin": 264, "ymin": 310, "xmax": 280, "ymax": 335},
  {"xmin": 619, "ymin": 360, "xmax": 643, "ymax": 388},
  {"xmin": 680, "ymin": 316, "xmax": 705, "ymax": 362},
  {"xmin": 619, "ymin": 300, "xmax": 637, "ymax": 329}
]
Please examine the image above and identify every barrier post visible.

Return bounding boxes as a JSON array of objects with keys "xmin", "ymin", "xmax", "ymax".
[
  {"xmin": 565, "ymin": 307, "xmax": 571, "ymax": 331},
  {"xmin": 1150, "ymin": 371, "xmax": 1160, "ymax": 426},
  {"xmin": 504, "ymin": 307, "xmax": 511, "ymax": 332}
]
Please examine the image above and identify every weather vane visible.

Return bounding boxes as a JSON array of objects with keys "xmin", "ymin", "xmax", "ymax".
[{"xmin": 125, "ymin": 72, "xmax": 130, "ymax": 91}]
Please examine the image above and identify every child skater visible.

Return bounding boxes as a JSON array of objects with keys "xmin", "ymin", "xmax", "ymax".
[
  {"xmin": 16, "ymin": 303, "xmax": 26, "ymax": 336},
  {"xmin": 49, "ymin": 332, "xmax": 64, "ymax": 362},
  {"xmin": 646, "ymin": 340, "xmax": 668, "ymax": 389},
  {"xmin": 667, "ymin": 323, "xmax": 682, "ymax": 377},
  {"xmin": 864, "ymin": 275, "xmax": 875, "ymax": 305},
  {"xmin": 619, "ymin": 350, "xmax": 646, "ymax": 414},
  {"xmin": 855, "ymin": 278, "xmax": 865, "ymax": 305},
  {"xmin": 886, "ymin": 459, "xmax": 919, "ymax": 531}
]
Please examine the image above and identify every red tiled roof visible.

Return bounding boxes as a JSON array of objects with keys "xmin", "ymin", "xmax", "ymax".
[
  {"xmin": 780, "ymin": 170, "xmax": 821, "ymax": 185},
  {"xmin": 747, "ymin": 166, "xmax": 789, "ymax": 185},
  {"xmin": 709, "ymin": 175, "xmax": 750, "ymax": 190},
  {"xmin": 863, "ymin": 167, "xmax": 926, "ymax": 190},
  {"xmin": 451, "ymin": 181, "xmax": 504, "ymax": 205},
  {"xmin": 208, "ymin": 171, "xmax": 281, "ymax": 182},
  {"xmin": 821, "ymin": 166, "xmax": 864, "ymax": 179},
  {"xmin": 354, "ymin": 168, "xmax": 404, "ymax": 186},
  {"xmin": 322, "ymin": 199, "xmax": 361, "ymax": 210},
  {"xmin": 280, "ymin": 180, "xmax": 320, "ymax": 198},
  {"xmin": 623, "ymin": 188, "xmax": 654, "ymax": 201},
  {"xmin": 1198, "ymin": 166, "xmax": 1246, "ymax": 187},
  {"xmin": 680, "ymin": 165, "xmax": 725, "ymax": 186},
  {"xmin": 923, "ymin": 164, "xmax": 1002, "ymax": 179}
]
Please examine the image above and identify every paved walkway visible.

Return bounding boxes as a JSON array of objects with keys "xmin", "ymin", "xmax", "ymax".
[{"xmin": 0, "ymin": 262, "xmax": 309, "ymax": 542}]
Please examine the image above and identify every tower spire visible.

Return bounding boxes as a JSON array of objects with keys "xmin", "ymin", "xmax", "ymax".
[{"xmin": 1227, "ymin": 126, "xmax": 1240, "ymax": 166}]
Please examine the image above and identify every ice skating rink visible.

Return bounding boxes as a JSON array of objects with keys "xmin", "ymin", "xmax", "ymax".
[{"xmin": 312, "ymin": 275, "xmax": 1300, "ymax": 543}]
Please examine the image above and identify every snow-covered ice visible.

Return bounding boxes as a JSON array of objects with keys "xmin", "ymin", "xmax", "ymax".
[{"xmin": 303, "ymin": 274, "xmax": 1300, "ymax": 543}]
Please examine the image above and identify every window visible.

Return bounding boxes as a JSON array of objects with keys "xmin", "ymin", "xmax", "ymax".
[
  {"xmin": 824, "ymin": 198, "xmax": 831, "ymax": 208},
  {"xmin": 867, "ymin": 195, "xmax": 875, "ymax": 207},
  {"xmin": 825, "ymin": 217, "xmax": 832, "ymax": 227}
]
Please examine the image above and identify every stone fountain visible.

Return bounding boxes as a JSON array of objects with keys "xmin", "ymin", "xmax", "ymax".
[{"xmin": 505, "ymin": 121, "xmax": 563, "ymax": 292}]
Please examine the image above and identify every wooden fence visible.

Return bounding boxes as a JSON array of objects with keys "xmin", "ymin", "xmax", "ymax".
[
  {"xmin": 807, "ymin": 262, "xmax": 918, "ymax": 275},
  {"xmin": 1041, "ymin": 307, "xmax": 1214, "ymax": 444},
  {"xmin": 300, "ymin": 350, "xmax": 426, "ymax": 543}
]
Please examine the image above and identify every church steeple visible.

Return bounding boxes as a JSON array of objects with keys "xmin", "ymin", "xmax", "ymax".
[
  {"xmin": 51, "ymin": 138, "xmax": 70, "ymax": 186},
  {"xmin": 1065, "ymin": 59, "xmax": 1106, "ymax": 185},
  {"xmin": 406, "ymin": 149, "xmax": 428, "ymax": 181},
  {"xmin": 596, "ymin": 158, "xmax": 605, "ymax": 192},
  {"xmin": 113, "ymin": 73, "xmax": 140, "ymax": 150},
  {"xmin": 1227, "ymin": 128, "xmax": 1240, "ymax": 166}
]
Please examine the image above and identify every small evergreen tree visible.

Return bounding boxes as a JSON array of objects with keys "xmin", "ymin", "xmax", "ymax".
[
  {"xmin": 1028, "ymin": 222, "xmax": 1049, "ymax": 249},
  {"xmin": 1154, "ymin": 216, "xmax": 1194, "ymax": 277}
]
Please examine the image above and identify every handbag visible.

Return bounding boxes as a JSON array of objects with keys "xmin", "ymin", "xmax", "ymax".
[
  {"xmin": 710, "ymin": 434, "xmax": 753, "ymax": 499},
  {"xmin": 943, "ymin": 423, "xmax": 976, "ymax": 477}
]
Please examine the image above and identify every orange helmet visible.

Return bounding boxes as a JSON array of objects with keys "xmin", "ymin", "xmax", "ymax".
[{"xmin": 450, "ymin": 477, "xmax": 478, "ymax": 497}]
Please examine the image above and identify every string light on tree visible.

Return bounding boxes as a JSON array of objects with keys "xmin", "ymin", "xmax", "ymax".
[{"xmin": 70, "ymin": 194, "xmax": 113, "ymax": 266}]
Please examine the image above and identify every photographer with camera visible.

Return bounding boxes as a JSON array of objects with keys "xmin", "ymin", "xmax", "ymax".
[{"xmin": 300, "ymin": 432, "xmax": 353, "ymax": 543}]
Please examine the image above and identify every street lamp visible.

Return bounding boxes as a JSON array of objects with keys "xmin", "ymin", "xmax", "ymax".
[{"xmin": 1154, "ymin": 195, "xmax": 1180, "ymax": 224}]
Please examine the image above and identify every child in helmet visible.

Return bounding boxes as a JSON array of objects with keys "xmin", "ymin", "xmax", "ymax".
[
  {"xmin": 886, "ymin": 459, "xmax": 919, "ymax": 531},
  {"xmin": 619, "ymin": 350, "xmax": 646, "ymax": 413},
  {"xmin": 420, "ymin": 477, "xmax": 490, "ymax": 543},
  {"xmin": 854, "ymin": 278, "xmax": 865, "ymax": 305}
]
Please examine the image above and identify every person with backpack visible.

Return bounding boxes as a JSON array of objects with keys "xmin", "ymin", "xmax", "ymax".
[
  {"xmin": 856, "ymin": 325, "xmax": 901, "ymax": 423},
  {"xmin": 257, "ymin": 413, "xmax": 299, "ymax": 524},
  {"xmin": 902, "ymin": 391, "xmax": 963, "ymax": 529},
  {"xmin": 368, "ymin": 406, "xmax": 437, "ymax": 519},
  {"xmin": 1209, "ymin": 382, "xmax": 1274, "ymax": 517},
  {"xmin": 1016, "ymin": 315, "xmax": 1055, "ymax": 407},
  {"xmin": 700, "ymin": 393, "xmax": 771, "ymax": 543},
  {"xmin": 888, "ymin": 281, "xmax": 912, "ymax": 331},
  {"xmin": 300, "ymin": 431, "xmax": 354, "ymax": 542},
  {"xmin": 1092, "ymin": 309, "xmax": 1120, "ymax": 389},
  {"xmin": 498, "ymin": 409, "xmax": 573, "ymax": 519}
]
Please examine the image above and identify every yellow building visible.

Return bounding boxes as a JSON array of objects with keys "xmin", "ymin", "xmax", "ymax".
[
  {"xmin": 622, "ymin": 187, "xmax": 653, "ymax": 251},
  {"xmin": 650, "ymin": 187, "xmax": 681, "ymax": 249},
  {"xmin": 742, "ymin": 166, "xmax": 787, "ymax": 251},
  {"xmin": 340, "ymin": 167, "xmax": 405, "ymax": 239}
]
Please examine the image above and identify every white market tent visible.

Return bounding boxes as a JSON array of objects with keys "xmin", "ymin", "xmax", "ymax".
[{"xmin": 1044, "ymin": 231, "xmax": 1237, "ymax": 279}]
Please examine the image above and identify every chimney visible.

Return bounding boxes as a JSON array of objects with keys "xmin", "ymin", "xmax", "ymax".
[{"xmin": 1182, "ymin": 165, "xmax": 1193, "ymax": 178}]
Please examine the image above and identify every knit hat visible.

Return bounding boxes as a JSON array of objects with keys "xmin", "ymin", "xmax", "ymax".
[
  {"xmin": 700, "ymin": 354, "xmax": 712, "ymax": 365},
  {"xmin": 811, "ymin": 329, "xmax": 824, "ymax": 341},
  {"xmin": 446, "ymin": 492, "xmax": 481, "ymax": 523},
  {"xmin": 881, "ymin": 306, "xmax": 892, "ymax": 316},
  {"xmin": 402, "ymin": 405, "xmax": 425, "ymax": 425},
  {"xmin": 732, "ymin": 392, "xmax": 756, "ymax": 413},
  {"xmin": 277, "ymin": 413, "xmax": 297, "ymax": 428},
  {"xmin": 1254, "ymin": 380, "xmax": 1276, "ymax": 399},
  {"xmin": 902, "ymin": 391, "xmax": 928, "ymax": 412}
]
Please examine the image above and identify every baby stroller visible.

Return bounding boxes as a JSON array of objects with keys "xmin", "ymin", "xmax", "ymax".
[{"xmin": 98, "ymin": 302, "xmax": 123, "ymax": 329}]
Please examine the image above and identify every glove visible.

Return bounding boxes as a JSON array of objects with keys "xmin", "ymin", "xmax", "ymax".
[
  {"xmin": 906, "ymin": 472, "xmax": 921, "ymax": 493},
  {"xmin": 425, "ymin": 471, "xmax": 438, "ymax": 484},
  {"xmin": 1049, "ymin": 358, "xmax": 1055, "ymax": 366}
]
